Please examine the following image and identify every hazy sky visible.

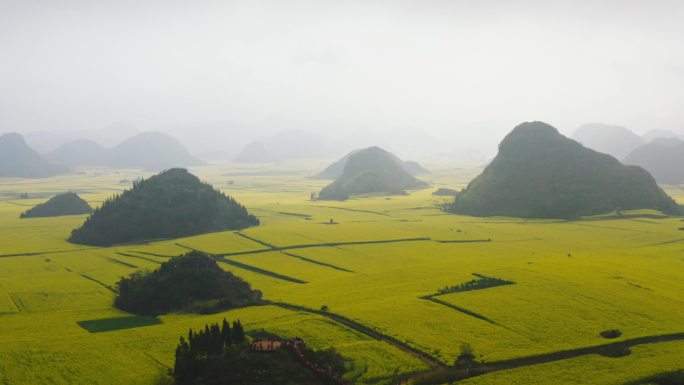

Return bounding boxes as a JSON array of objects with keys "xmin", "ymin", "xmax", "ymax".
[{"xmin": 2, "ymin": 0, "xmax": 684, "ymax": 149}]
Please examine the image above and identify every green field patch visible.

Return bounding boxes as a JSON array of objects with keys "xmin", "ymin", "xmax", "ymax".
[{"xmin": 77, "ymin": 315, "xmax": 162, "ymax": 333}]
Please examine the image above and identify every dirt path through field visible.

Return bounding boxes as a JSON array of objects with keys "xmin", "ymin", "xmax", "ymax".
[{"xmin": 394, "ymin": 332, "xmax": 684, "ymax": 384}]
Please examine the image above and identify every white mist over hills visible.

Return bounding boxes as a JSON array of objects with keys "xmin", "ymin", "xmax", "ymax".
[{"xmin": 2, "ymin": 0, "xmax": 684, "ymax": 160}]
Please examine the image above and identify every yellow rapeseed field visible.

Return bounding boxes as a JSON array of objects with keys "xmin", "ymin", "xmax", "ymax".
[{"xmin": 0, "ymin": 164, "xmax": 682, "ymax": 385}]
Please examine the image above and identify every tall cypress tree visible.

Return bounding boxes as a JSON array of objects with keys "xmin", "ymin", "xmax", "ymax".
[
  {"xmin": 210, "ymin": 323, "xmax": 222, "ymax": 354},
  {"xmin": 231, "ymin": 320, "xmax": 245, "ymax": 344},
  {"xmin": 221, "ymin": 318, "xmax": 232, "ymax": 347},
  {"xmin": 173, "ymin": 336, "xmax": 191, "ymax": 385}
]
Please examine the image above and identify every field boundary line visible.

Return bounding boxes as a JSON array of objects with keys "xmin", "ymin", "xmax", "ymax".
[
  {"xmin": 0, "ymin": 247, "xmax": 98, "ymax": 258},
  {"xmin": 311, "ymin": 205, "xmax": 392, "ymax": 217},
  {"xmin": 235, "ymin": 232, "xmax": 278, "ymax": 249},
  {"xmin": 142, "ymin": 351, "xmax": 171, "ymax": 370},
  {"xmin": 279, "ymin": 250, "xmax": 354, "ymax": 273},
  {"xmin": 269, "ymin": 301, "xmax": 442, "ymax": 369},
  {"xmin": 216, "ymin": 258, "xmax": 308, "ymax": 284},
  {"xmin": 116, "ymin": 252, "xmax": 163, "ymax": 265},
  {"xmin": 7, "ymin": 293, "xmax": 24, "ymax": 313},
  {"xmin": 127, "ymin": 250, "xmax": 174, "ymax": 258},
  {"xmin": 168, "ymin": 243, "xmax": 303, "ymax": 282},
  {"xmin": 105, "ymin": 256, "xmax": 138, "ymax": 268},
  {"xmin": 420, "ymin": 296, "xmax": 498, "ymax": 325},
  {"xmin": 79, "ymin": 273, "xmax": 117, "ymax": 293},
  {"xmin": 205, "ymin": 235, "xmax": 495, "ymax": 258},
  {"xmin": 433, "ymin": 239, "xmax": 492, "ymax": 244}
]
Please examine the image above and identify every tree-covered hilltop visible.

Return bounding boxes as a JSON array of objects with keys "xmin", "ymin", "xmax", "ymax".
[
  {"xmin": 318, "ymin": 146, "xmax": 427, "ymax": 200},
  {"xmin": 20, "ymin": 192, "xmax": 92, "ymax": 218},
  {"xmin": 449, "ymin": 121, "xmax": 682, "ymax": 219},
  {"xmin": 115, "ymin": 252, "xmax": 262, "ymax": 315},
  {"xmin": 172, "ymin": 320, "xmax": 346, "ymax": 385},
  {"xmin": 312, "ymin": 148, "xmax": 429, "ymax": 179},
  {"xmin": 0, "ymin": 132, "xmax": 68, "ymax": 178},
  {"xmin": 68, "ymin": 168, "xmax": 259, "ymax": 246}
]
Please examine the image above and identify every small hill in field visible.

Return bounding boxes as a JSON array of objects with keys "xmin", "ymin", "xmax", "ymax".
[
  {"xmin": 318, "ymin": 146, "xmax": 427, "ymax": 200},
  {"xmin": 20, "ymin": 192, "xmax": 92, "ymax": 218},
  {"xmin": 623, "ymin": 140, "xmax": 684, "ymax": 184},
  {"xmin": 68, "ymin": 168, "xmax": 259, "ymax": 246},
  {"xmin": 115, "ymin": 251, "xmax": 262, "ymax": 315},
  {"xmin": 449, "ymin": 121, "xmax": 681, "ymax": 218},
  {"xmin": 48, "ymin": 131, "xmax": 202, "ymax": 171},
  {"xmin": 312, "ymin": 149, "xmax": 429, "ymax": 179},
  {"xmin": 571, "ymin": 123, "xmax": 645, "ymax": 160},
  {"xmin": 0, "ymin": 133, "xmax": 68, "ymax": 178}
]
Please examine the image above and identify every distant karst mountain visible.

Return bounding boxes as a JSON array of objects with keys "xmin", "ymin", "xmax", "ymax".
[
  {"xmin": 232, "ymin": 141, "xmax": 280, "ymax": 163},
  {"xmin": 0, "ymin": 133, "xmax": 68, "ymax": 178},
  {"xmin": 312, "ymin": 149, "xmax": 429, "ymax": 179},
  {"xmin": 48, "ymin": 131, "xmax": 202, "ymax": 171},
  {"xmin": 642, "ymin": 129, "xmax": 682, "ymax": 143},
  {"xmin": 571, "ymin": 123, "xmax": 645, "ymax": 160},
  {"xmin": 318, "ymin": 146, "xmax": 428, "ymax": 200},
  {"xmin": 623, "ymin": 140, "xmax": 684, "ymax": 184},
  {"xmin": 47, "ymin": 139, "xmax": 108, "ymax": 168},
  {"xmin": 233, "ymin": 129, "xmax": 332, "ymax": 163},
  {"xmin": 20, "ymin": 192, "xmax": 92, "ymax": 218},
  {"xmin": 68, "ymin": 168, "xmax": 259, "ymax": 246},
  {"xmin": 449, "ymin": 121, "xmax": 681, "ymax": 218}
]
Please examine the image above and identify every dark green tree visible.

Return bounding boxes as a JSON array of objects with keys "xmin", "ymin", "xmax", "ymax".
[
  {"xmin": 221, "ymin": 318, "xmax": 232, "ymax": 347},
  {"xmin": 231, "ymin": 320, "xmax": 245, "ymax": 344}
]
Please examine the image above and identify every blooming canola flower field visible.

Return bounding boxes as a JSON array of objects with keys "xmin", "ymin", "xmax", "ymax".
[{"xmin": 0, "ymin": 163, "xmax": 683, "ymax": 385}]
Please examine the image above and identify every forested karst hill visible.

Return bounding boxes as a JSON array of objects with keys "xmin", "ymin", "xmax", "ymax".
[
  {"xmin": 318, "ymin": 146, "xmax": 427, "ymax": 200},
  {"xmin": 450, "ymin": 121, "xmax": 681, "ymax": 218},
  {"xmin": 20, "ymin": 192, "xmax": 91, "ymax": 218},
  {"xmin": 69, "ymin": 168, "xmax": 258, "ymax": 245}
]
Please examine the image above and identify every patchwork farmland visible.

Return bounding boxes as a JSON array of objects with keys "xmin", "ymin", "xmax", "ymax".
[{"xmin": 0, "ymin": 164, "xmax": 683, "ymax": 385}]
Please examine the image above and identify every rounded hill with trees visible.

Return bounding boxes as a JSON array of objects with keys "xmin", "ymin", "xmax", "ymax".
[
  {"xmin": 115, "ymin": 251, "xmax": 262, "ymax": 315},
  {"xmin": 318, "ymin": 146, "xmax": 427, "ymax": 200},
  {"xmin": 20, "ymin": 192, "xmax": 92, "ymax": 218},
  {"xmin": 312, "ymin": 148, "xmax": 429, "ymax": 180},
  {"xmin": 68, "ymin": 168, "xmax": 259, "ymax": 246},
  {"xmin": 449, "ymin": 121, "xmax": 682, "ymax": 219}
]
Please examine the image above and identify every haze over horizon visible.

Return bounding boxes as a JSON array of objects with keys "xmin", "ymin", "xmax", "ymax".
[{"xmin": 2, "ymin": 0, "xmax": 684, "ymax": 156}]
